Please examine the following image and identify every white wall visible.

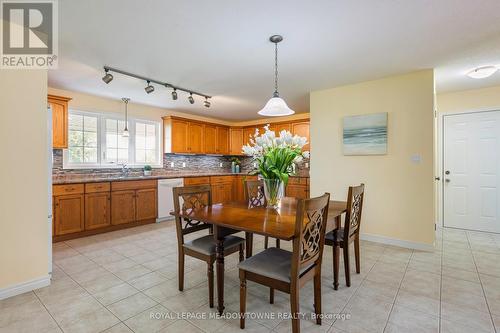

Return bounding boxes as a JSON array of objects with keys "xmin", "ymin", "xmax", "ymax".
[
  {"xmin": 0, "ymin": 70, "xmax": 49, "ymax": 296},
  {"xmin": 310, "ymin": 70, "xmax": 435, "ymax": 248}
]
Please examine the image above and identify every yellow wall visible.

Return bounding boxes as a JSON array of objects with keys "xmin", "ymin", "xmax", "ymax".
[
  {"xmin": 437, "ymin": 85, "xmax": 500, "ymax": 114},
  {"xmin": 0, "ymin": 70, "xmax": 49, "ymax": 291},
  {"xmin": 310, "ymin": 70, "xmax": 435, "ymax": 247}
]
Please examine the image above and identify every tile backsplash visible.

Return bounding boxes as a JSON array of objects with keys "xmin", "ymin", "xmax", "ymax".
[{"xmin": 52, "ymin": 150, "xmax": 309, "ymax": 176}]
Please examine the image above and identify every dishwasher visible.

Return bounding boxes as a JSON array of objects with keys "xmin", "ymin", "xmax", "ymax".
[{"xmin": 157, "ymin": 178, "xmax": 183, "ymax": 222}]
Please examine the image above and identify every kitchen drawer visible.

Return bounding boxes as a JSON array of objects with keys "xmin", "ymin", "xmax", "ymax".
[
  {"xmin": 85, "ymin": 182, "xmax": 110, "ymax": 193},
  {"xmin": 184, "ymin": 177, "xmax": 210, "ymax": 185},
  {"xmin": 111, "ymin": 179, "xmax": 157, "ymax": 191},
  {"xmin": 53, "ymin": 184, "xmax": 84, "ymax": 196},
  {"xmin": 288, "ymin": 177, "xmax": 308, "ymax": 185},
  {"xmin": 210, "ymin": 175, "xmax": 234, "ymax": 184}
]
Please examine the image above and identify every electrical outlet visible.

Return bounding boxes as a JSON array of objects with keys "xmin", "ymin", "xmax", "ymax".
[
  {"xmin": 219, "ymin": 162, "xmax": 223, "ymax": 168},
  {"xmin": 253, "ymin": 162, "xmax": 257, "ymax": 168},
  {"xmin": 182, "ymin": 162, "xmax": 186, "ymax": 168},
  {"xmin": 170, "ymin": 162, "xmax": 174, "ymax": 168}
]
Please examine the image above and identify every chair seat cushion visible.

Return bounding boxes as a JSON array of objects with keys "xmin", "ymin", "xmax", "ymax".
[
  {"xmin": 183, "ymin": 234, "xmax": 245, "ymax": 256},
  {"xmin": 325, "ymin": 229, "xmax": 344, "ymax": 243},
  {"xmin": 238, "ymin": 247, "xmax": 312, "ymax": 282}
]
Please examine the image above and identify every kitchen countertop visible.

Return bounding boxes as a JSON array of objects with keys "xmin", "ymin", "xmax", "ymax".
[{"xmin": 52, "ymin": 171, "xmax": 310, "ymax": 185}]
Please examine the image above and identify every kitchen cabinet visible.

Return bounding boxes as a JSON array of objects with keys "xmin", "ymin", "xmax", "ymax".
[
  {"xmin": 188, "ymin": 122, "xmax": 204, "ymax": 153},
  {"xmin": 48, "ymin": 94, "xmax": 71, "ymax": 149},
  {"xmin": 111, "ymin": 190, "xmax": 136, "ymax": 225},
  {"xmin": 243, "ymin": 127, "xmax": 256, "ymax": 146},
  {"xmin": 233, "ymin": 175, "xmax": 258, "ymax": 202},
  {"xmin": 273, "ymin": 122, "xmax": 291, "ymax": 134},
  {"xmin": 210, "ymin": 176, "xmax": 234, "ymax": 204},
  {"xmin": 204, "ymin": 124, "xmax": 217, "ymax": 154},
  {"xmin": 230, "ymin": 128, "xmax": 244, "ymax": 155},
  {"xmin": 54, "ymin": 194, "xmax": 84, "ymax": 236},
  {"xmin": 184, "ymin": 177, "xmax": 210, "ymax": 186},
  {"xmin": 136, "ymin": 188, "xmax": 157, "ymax": 221},
  {"xmin": 216, "ymin": 126, "xmax": 229, "ymax": 154},
  {"xmin": 291, "ymin": 121, "xmax": 310, "ymax": 151},
  {"xmin": 85, "ymin": 192, "xmax": 111, "ymax": 230},
  {"xmin": 286, "ymin": 177, "xmax": 310, "ymax": 199},
  {"xmin": 169, "ymin": 118, "xmax": 189, "ymax": 153}
]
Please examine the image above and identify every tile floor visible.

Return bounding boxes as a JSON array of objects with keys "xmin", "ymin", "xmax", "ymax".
[{"xmin": 1, "ymin": 223, "xmax": 500, "ymax": 333}]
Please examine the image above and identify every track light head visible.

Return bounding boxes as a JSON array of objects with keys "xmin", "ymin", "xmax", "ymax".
[
  {"xmin": 144, "ymin": 81, "xmax": 154, "ymax": 94},
  {"xmin": 204, "ymin": 98, "xmax": 210, "ymax": 108},
  {"xmin": 171, "ymin": 88, "xmax": 178, "ymax": 100},
  {"xmin": 102, "ymin": 69, "xmax": 113, "ymax": 84},
  {"xmin": 188, "ymin": 93, "xmax": 195, "ymax": 104}
]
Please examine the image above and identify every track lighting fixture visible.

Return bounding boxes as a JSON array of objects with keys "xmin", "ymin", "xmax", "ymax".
[
  {"xmin": 204, "ymin": 97, "xmax": 211, "ymax": 108},
  {"xmin": 144, "ymin": 81, "xmax": 154, "ymax": 94},
  {"xmin": 102, "ymin": 66, "xmax": 212, "ymax": 107},
  {"xmin": 102, "ymin": 69, "xmax": 113, "ymax": 84}
]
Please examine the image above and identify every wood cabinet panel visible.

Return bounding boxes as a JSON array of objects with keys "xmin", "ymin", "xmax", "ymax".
[
  {"xmin": 85, "ymin": 182, "xmax": 110, "ymax": 193},
  {"xmin": 48, "ymin": 95, "xmax": 71, "ymax": 149},
  {"xmin": 184, "ymin": 177, "xmax": 210, "ymax": 185},
  {"xmin": 243, "ymin": 127, "xmax": 256, "ymax": 146},
  {"xmin": 291, "ymin": 122, "xmax": 310, "ymax": 151},
  {"xmin": 111, "ymin": 190, "xmax": 136, "ymax": 225},
  {"xmin": 274, "ymin": 122, "xmax": 291, "ymax": 134},
  {"xmin": 54, "ymin": 194, "xmax": 84, "ymax": 235},
  {"xmin": 53, "ymin": 184, "xmax": 84, "ymax": 196},
  {"xmin": 211, "ymin": 182, "xmax": 233, "ymax": 204},
  {"xmin": 111, "ymin": 180, "xmax": 156, "ymax": 191},
  {"xmin": 188, "ymin": 122, "xmax": 204, "ymax": 153},
  {"xmin": 136, "ymin": 188, "xmax": 157, "ymax": 221},
  {"xmin": 204, "ymin": 124, "xmax": 217, "ymax": 154},
  {"xmin": 85, "ymin": 192, "xmax": 111, "ymax": 230},
  {"xmin": 286, "ymin": 184, "xmax": 309, "ymax": 199},
  {"xmin": 171, "ymin": 119, "xmax": 189, "ymax": 153},
  {"xmin": 216, "ymin": 126, "xmax": 229, "ymax": 155},
  {"xmin": 230, "ymin": 128, "xmax": 244, "ymax": 155}
]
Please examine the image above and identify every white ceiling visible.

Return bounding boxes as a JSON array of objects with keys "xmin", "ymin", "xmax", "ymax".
[{"xmin": 49, "ymin": 0, "xmax": 500, "ymax": 121}]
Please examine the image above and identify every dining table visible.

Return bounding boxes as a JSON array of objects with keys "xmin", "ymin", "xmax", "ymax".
[{"xmin": 170, "ymin": 198, "xmax": 348, "ymax": 315}]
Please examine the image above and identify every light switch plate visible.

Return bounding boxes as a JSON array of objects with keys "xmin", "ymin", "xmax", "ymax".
[
  {"xmin": 219, "ymin": 162, "xmax": 223, "ymax": 168},
  {"xmin": 170, "ymin": 162, "xmax": 174, "ymax": 168},
  {"xmin": 182, "ymin": 162, "xmax": 186, "ymax": 168}
]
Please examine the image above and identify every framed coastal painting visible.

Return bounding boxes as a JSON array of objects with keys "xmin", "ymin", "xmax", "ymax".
[{"xmin": 343, "ymin": 112, "xmax": 388, "ymax": 155}]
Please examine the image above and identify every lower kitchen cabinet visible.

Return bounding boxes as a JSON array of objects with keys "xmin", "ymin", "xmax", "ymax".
[
  {"xmin": 136, "ymin": 188, "xmax": 158, "ymax": 221},
  {"xmin": 286, "ymin": 184, "xmax": 309, "ymax": 199},
  {"xmin": 54, "ymin": 194, "xmax": 84, "ymax": 235},
  {"xmin": 85, "ymin": 192, "xmax": 111, "ymax": 230},
  {"xmin": 111, "ymin": 190, "xmax": 136, "ymax": 225}
]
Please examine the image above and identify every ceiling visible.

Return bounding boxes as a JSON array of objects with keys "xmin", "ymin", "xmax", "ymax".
[{"xmin": 49, "ymin": 0, "xmax": 500, "ymax": 121}]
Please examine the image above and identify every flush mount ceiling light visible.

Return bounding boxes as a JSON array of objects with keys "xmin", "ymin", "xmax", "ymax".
[
  {"xmin": 101, "ymin": 66, "xmax": 211, "ymax": 106},
  {"xmin": 102, "ymin": 69, "xmax": 113, "ymax": 84},
  {"xmin": 467, "ymin": 66, "xmax": 498, "ymax": 79},
  {"xmin": 144, "ymin": 80, "xmax": 155, "ymax": 94},
  {"xmin": 122, "ymin": 97, "xmax": 130, "ymax": 137},
  {"xmin": 258, "ymin": 35, "xmax": 294, "ymax": 117}
]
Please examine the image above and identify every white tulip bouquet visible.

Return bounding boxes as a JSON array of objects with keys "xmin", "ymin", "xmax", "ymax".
[{"xmin": 242, "ymin": 125, "xmax": 309, "ymax": 207}]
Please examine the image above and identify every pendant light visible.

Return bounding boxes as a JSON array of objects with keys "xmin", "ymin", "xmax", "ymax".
[
  {"xmin": 122, "ymin": 98, "xmax": 130, "ymax": 137},
  {"xmin": 258, "ymin": 35, "xmax": 295, "ymax": 117}
]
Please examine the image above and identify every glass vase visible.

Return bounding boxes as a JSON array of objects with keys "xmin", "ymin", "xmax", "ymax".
[{"xmin": 262, "ymin": 178, "xmax": 285, "ymax": 209}]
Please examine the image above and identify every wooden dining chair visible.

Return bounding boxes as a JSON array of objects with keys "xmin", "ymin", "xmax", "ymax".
[
  {"xmin": 173, "ymin": 185, "xmax": 245, "ymax": 308},
  {"xmin": 238, "ymin": 193, "xmax": 330, "ymax": 333},
  {"xmin": 244, "ymin": 179, "xmax": 280, "ymax": 249},
  {"xmin": 325, "ymin": 184, "xmax": 365, "ymax": 290}
]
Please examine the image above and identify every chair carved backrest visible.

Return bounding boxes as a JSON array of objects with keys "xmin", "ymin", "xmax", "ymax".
[
  {"xmin": 291, "ymin": 193, "xmax": 330, "ymax": 279},
  {"xmin": 343, "ymin": 184, "xmax": 365, "ymax": 242},
  {"xmin": 244, "ymin": 179, "xmax": 266, "ymax": 208},
  {"xmin": 172, "ymin": 185, "xmax": 212, "ymax": 245}
]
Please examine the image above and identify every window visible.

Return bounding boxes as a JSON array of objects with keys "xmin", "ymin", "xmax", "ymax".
[{"xmin": 63, "ymin": 110, "xmax": 162, "ymax": 169}]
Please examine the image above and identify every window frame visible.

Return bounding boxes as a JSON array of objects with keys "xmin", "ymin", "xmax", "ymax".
[{"xmin": 63, "ymin": 109, "xmax": 163, "ymax": 169}]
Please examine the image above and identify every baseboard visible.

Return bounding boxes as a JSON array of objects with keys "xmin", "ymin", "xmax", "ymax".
[
  {"xmin": 360, "ymin": 233, "xmax": 435, "ymax": 252},
  {"xmin": 0, "ymin": 275, "xmax": 50, "ymax": 300}
]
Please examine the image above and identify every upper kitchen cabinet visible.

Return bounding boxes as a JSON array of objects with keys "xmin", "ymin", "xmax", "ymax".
[
  {"xmin": 204, "ymin": 124, "xmax": 217, "ymax": 154},
  {"xmin": 188, "ymin": 122, "xmax": 204, "ymax": 153},
  {"xmin": 164, "ymin": 117, "xmax": 188, "ymax": 153},
  {"xmin": 291, "ymin": 121, "xmax": 310, "ymax": 151},
  {"xmin": 48, "ymin": 94, "xmax": 72, "ymax": 148},
  {"xmin": 230, "ymin": 128, "xmax": 244, "ymax": 155},
  {"xmin": 216, "ymin": 126, "xmax": 229, "ymax": 155}
]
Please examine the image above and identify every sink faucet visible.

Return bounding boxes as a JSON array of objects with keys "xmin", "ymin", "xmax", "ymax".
[{"xmin": 121, "ymin": 163, "xmax": 129, "ymax": 177}]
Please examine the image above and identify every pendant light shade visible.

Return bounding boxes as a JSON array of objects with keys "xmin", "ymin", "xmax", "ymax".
[
  {"xmin": 258, "ymin": 35, "xmax": 294, "ymax": 117},
  {"xmin": 258, "ymin": 96, "xmax": 294, "ymax": 116}
]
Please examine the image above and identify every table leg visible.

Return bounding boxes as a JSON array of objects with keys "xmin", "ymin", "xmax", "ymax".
[
  {"xmin": 215, "ymin": 236, "xmax": 225, "ymax": 315},
  {"xmin": 245, "ymin": 232, "xmax": 253, "ymax": 258},
  {"xmin": 333, "ymin": 215, "xmax": 341, "ymax": 290}
]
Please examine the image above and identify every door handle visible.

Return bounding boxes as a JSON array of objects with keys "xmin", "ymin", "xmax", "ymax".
[{"xmin": 435, "ymin": 177, "xmax": 440, "ymax": 181}]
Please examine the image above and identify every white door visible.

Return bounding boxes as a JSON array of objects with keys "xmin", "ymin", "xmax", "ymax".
[{"xmin": 443, "ymin": 111, "xmax": 500, "ymax": 233}]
